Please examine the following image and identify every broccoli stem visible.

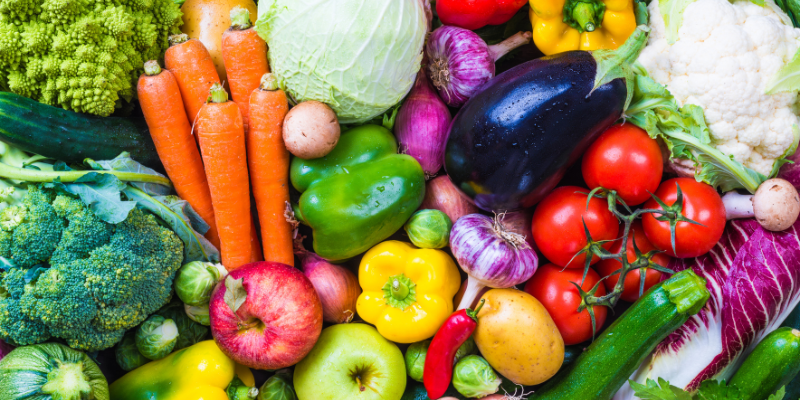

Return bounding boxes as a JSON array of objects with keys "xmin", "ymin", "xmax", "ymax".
[{"xmin": 0, "ymin": 161, "xmax": 172, "ymax": 187}]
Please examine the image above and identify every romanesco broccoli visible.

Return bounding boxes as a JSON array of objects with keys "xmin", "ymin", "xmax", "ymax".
[
  {"xmin": 0, "ymin": 0, "xmax": 183, "ymax": 116},
  {"xmin": 0, "ymin": 185, "xmax": 183, "ymax": 351}
]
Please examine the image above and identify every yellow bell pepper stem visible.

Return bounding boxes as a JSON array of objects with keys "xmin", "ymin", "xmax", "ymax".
[
  {"xmin": 356, "ymin": 241, "xmax": 462, "ymax": 343},
  {"xmin": 529, "ymin": 0, "xmax": 636, "ymax": 55}
]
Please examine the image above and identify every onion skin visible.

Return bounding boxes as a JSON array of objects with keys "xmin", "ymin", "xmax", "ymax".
[
  {"xmin": 421, "ymin": 175, "xmax": 480, "ymax": 223},
  {"xmin": 298, "ymin": 251, "xmax": 361, "ymax": 324},
  {"xmin": 427, "ymin": 26, "xmax": 531, "ymax": 107},
  {"xmin": 395, "ymin": 70, "xmax": 452, "ymax": 177},
  {"xmin": 450, "ymin": 214, "xmax": 538, "ymax": 309},
  {"xmin": 499, "ymin": 210, "xmax": 536, "ymax": 251}
]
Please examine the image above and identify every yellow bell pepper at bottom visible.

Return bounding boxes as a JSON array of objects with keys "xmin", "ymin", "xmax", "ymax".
[
  {"xmin": 529, "ymin": 0, "xmax": 636, "ymax": 55},
  {"xmin": 357, "ymin": 240, "xmax": 462, "ymax": 344},
  {"xmin": 109, "ymin": 340, "xmax": 254, "ymax": 400}
]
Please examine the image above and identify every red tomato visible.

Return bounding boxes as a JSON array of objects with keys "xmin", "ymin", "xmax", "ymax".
[
  {"xmin": 642, "ymin": 178, "xmax": 726, "ymax": 258},
  {"xmin": 581, "ymin": 123, "xmax": 663, "ymax": 206},
  {"xmin": 524, "ymin": 264, "xmax": 608, "ymax": 345},
  {"xmin": 595, "ymin": 221, "xmax": 670, "ymax": 302},
  {"xmin": 531, "ymin": 186, "xmax": 619, "ymax": 268}
]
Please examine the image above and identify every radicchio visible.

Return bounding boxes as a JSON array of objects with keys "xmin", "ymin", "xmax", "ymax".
[{"xmin": 615, "ymin": 219, "xmax": 800, "ymax": 398}]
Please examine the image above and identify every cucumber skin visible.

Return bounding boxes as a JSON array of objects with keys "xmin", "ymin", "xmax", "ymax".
[
  {"xmin": 531, "ymin": 284, "xmax": 691, "ymax": 400},
  {"xmin": 0, "ymin": 92, "xmax": 161, "ymax": 169},
  {"xmin": 730, "ymin": 327, "xmax": 800, "ymax": 400}
]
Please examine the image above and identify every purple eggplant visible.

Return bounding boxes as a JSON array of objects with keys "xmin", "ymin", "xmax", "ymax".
[{"xmin": 444, "ymin": 27, "xmax": 649, "ymax": 212}]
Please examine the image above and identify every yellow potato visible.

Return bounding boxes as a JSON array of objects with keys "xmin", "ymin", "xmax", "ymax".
[
  {"xmin": 474, "ymin": 288, "xmax": 564, "ymax": 385},
  {"xmin": 180, "ymin": 0, "xmax": 258, "ymax": 84}
]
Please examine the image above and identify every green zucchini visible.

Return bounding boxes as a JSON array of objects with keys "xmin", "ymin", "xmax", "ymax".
[
  {"xmin": 531, "ymin": 269, "xmax": 710, "ymax": 400},
  {"xmin": 0, "ymin": 92, "xmax": 161, "ymax": 169},
  {"xmin": 729, "ymin": 327, "xmax": 800, "ymax": 400}
]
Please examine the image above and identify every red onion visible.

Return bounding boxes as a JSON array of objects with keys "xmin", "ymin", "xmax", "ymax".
[
  {"xmin": 450, "ymin": 214, "xmax": 538, "ymax": 310},
  {"xmin": 498, "ymin": 210, "xmax": 536, "ymax": 251},
  {"xmin": 395, "ymin": 70, "xmax": 452, "ymax": 177},
  {"xmin": 421, "ymin": 175, "xmax": 479, "ymax": 222},
  {"xmin": 427, "ymin": 26, "xmax": 532, "ymax": 107},
  {"xmin": 297, "ymin": 247, "xmax": 361, "ymax": 324}
]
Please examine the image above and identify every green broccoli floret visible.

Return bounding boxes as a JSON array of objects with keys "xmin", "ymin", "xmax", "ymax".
[
  {"xmin": 0, "ymin": 185, "xmax": 184, "ymax": 351},
  {"xmin": 0, "ymin": 0, "xmax": 183, "ymax": 116}
]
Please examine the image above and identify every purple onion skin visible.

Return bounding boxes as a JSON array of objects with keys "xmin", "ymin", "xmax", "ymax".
[
  {"xmin": 449, "ymin": 214, "xmax": 538, "ymax": 289},
  {"xmin": 395, "ymin": 71, "xmax": 452, "ymax": 177},
  {"xmin": 427, "ymin": 26, "xmax": 495, "ymax": 107},
  {"xmin": 779, "ymin": 148, "xmax": 800, "ymax": 189}
]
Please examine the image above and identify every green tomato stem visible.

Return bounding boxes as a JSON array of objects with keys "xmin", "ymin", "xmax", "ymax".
[{"xmin": 0, "ymin": 160, "xmax": 172, "ymax": 187}]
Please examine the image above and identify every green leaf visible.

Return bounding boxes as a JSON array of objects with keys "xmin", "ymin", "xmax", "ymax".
[
  {"xmin": 629, "ymin": 378, "xmax": 693, "ymax": 400},
  {"xmin": 122, "ymin": 187, "xmax": 220, "ymax": 263},
  {"xmin": 95, "ymin": 152, "xmax": 171, "ymax": 196},
  {"xmin": 766, "ymin": 48, "xmax": 800, "ymax": 95},
  {"xmin": 695, "ymin": 380, "xmax": 741, "ymax": 400},
  {"xmin": 58, "ymin": 173, "xmax": 136, "ymax": 224},
  {"xmin": 224, "ymin": 275, "xmax": 247, "ymax": 314},
  {"xmin": 767, "ymin": 386, "xmax": 786, "ymax": 400},
  {"xmin": 659, "ymin": 0, "xmax": 697, "ymax": 43},
  {"xmin": 634, "ymin": 0, "xmax": 650, "ymax": 25}
]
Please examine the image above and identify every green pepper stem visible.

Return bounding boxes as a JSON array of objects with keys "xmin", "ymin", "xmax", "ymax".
[
  {"xmin": 465, "ymin": 299, "xmax": 486, "ymax": 321},
  {"xmin": 391, "ymin": 277, "xmax": 410, "ymax": 300},
  {"xmin": 574, "ymin": 3, "xmax": 597, "ymax": 31}
]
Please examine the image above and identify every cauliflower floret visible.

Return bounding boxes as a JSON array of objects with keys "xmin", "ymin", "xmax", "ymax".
[{"xmin": 638, "ymin": 0, "xmax": 800, "ymax": 175}]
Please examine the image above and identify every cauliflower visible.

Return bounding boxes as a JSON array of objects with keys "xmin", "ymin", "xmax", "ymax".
[
  {"xmin": 0, "ymin": 185, "xmax": 183, "ymax": 351},
  {"xmin": 638, "ymin": 0, "xmax": 800, "ymax": 176},
  {"xmin": 0, "ymin": 0, "xmax": 183, "ymax": 116}
]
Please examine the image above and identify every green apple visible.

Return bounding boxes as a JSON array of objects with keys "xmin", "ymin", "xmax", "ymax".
[{"xmin": 294, "ymin": 323, "xmax": 406, "ymax": 400}]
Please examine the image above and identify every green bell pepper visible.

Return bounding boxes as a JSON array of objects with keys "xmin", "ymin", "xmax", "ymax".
[{"xmin": 291, "ymin": 125, "xmax": 425, "ymax": 261}]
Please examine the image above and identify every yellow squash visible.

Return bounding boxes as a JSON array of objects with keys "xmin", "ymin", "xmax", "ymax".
[
  {"xmin": 356, "ymin": 241, "xmax": 462, "ymax": 343},
  {"xmin": 529, "ymin": 0, "xmax": 636, "ymax": 55}
]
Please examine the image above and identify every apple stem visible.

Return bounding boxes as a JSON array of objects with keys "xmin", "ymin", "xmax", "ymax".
[
  {"xmin": 356, "ymin": 376, "xmax": 365, "ymax": 392},
  {"xmin": 237, "ymin": 318, "xmax": 261, "ymax": 331}
]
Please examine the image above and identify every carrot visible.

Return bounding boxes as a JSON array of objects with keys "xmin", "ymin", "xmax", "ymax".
[
  {"xmin": 137, "ymin": 61, "xmax": 221, "ymax": 250},
  {"xmin": 165, "ymin": 34, "xmax": 221, "ymax": 126},
  {"xmin": 221, "ymin": 6, "xmax": 269, "ymax": 133},
  {"xmin": 248, "ymin": 73, "xmax": 293, "ymax": 266},
  {"xmin": 195, "ymin": 83, "xmax": 253, "ymax": 269}
]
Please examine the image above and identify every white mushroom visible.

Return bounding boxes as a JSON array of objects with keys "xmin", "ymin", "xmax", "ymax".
[
  {"xmin": 282, "ymin": 101, "xmax": 340, "ymax": 160},
  {"xmin": 722, "ymin": 178, "xmax": 800, "ymax": 231}
]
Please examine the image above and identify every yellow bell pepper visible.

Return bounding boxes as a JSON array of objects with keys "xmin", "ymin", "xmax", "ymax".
[
  {"xmin": 109, "ymin": 340, "xmax": 256, "ymax": 400},
  {"xmin": 529, "ymin": 0, "xmax": 637, "ymax": 55},
  {"xmin": 356, "ymin": 240, "xmax": 462, "ymax": 343}
]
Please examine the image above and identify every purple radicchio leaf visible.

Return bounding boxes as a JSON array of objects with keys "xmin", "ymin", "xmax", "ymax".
[{"xmin": 615, "ymin": 218, "xmax": 800, "ymax": 398}]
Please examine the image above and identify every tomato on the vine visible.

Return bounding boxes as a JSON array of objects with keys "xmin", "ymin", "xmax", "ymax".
[
  {"xmin": 531, "ymin": 186, "xmax": 619, "ymax": 268},
  {"xmin": 642, "ymin": 178, "xmax": 726, "ymax": 258},
  {"xmin": 581, "ymin": 123, "xmax": 663, "ymax": 206},
  {"xmin": 524, "ymin": 264, "xmax": 607, "ymax": 345},
  {"xmin": 595, "ymin": 221, "xmax": 670, "ymax": 302}
]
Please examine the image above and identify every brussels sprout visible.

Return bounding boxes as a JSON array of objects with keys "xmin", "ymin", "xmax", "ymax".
[
  {"xmin": 185, "ymin": 303, "xmax": 210, "ymax": 326},
  {"xmin": 135, "ymin": 315, "xmax": 179, "ymax": 360},
  {"xmin": 452, "ymin": 355, "xmax": 501, "ymax": 398},
  {"xmin": 404, "ymin": 337, "xmax": 477, "ymax": 382},
  {"xmin": 258, "ymin": 372, "xmax": 297, "ymax": 400},
  {"xmin": 115, "ymin": 331, "xmax": 149, "ymax": 371},
  {"xmin": 174, "ymin": 261, "xmax": 227, "ymax": 306},
  {"xmin": 404, "ymin": 209, "xmax": 453, "ymax": 249},
  {"xmin": 405, "ymin": 339, "xmax": 431, "ymax": 382},
  {"xmin": 158, "ymin": 300, "xmax": 209, "ymax": 350}
]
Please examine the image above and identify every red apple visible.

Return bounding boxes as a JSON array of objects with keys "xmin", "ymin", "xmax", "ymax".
[{"xmin": 209, "ymin": 262, "xmax": 323, "ymax": 369}]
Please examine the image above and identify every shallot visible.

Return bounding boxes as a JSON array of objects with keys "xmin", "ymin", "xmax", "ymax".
[
  {"xmin": 427, "ymin": 26, "xmax": 531, "ymax": 107},
  {"xmin": 297, "ymin": 246, "xmax": 361, "ymax": 324},
  {"xmin": 421, "ymin": 175, "xmax": 480, "ymax": 223},
  {"xmin": 450, "ymin": 214, "xmax": 538, "ymax": 310},
  {"xmin": 394, "ymin": 70, "xmax": 452, "ymax": 177}
]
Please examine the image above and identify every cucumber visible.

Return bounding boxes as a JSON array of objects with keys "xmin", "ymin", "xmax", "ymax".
[
  {"xmin": 0, "ymin": 92, "xmax": 161, "ymax": 169},
  {"xmin": 530, "ymin": 270, "xmax": 710, "ymax": 400},
  {"xmin": 729, "ymin": 327, "xmax": 800, "ymax": 400}
]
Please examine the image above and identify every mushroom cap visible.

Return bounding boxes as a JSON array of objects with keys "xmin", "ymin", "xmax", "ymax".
[
  {"xmin": 753, "ymin": 178, "xmax": 800, "ymax": 232},
  {"xmin": 283, "ymin": 101, "xmax": 340, "ymax": 159}
]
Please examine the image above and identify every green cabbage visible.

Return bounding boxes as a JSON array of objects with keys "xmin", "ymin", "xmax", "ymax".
[{"xmin": 255, "ymin": 0, "xmax": 427, "ymax": 124}]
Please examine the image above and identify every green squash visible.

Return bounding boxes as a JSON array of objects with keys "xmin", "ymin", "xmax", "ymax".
[{"xmin": 0, "ymin": 342, "xmax": 109, "ymax": 400}]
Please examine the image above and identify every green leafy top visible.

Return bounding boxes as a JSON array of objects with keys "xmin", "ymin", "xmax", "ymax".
[{"xmin": 630, "ymin": 378, "xmax": 786, "ymax": 400}]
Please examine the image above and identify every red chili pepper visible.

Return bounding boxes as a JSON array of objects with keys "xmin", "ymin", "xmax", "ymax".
[
  {"xmin": 436, "ymin": 0, "xmax": 528, "ymax": 30},
  {"xmin": 423, "ymin": 300, "xmax": 486, "ymax": 399}
]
